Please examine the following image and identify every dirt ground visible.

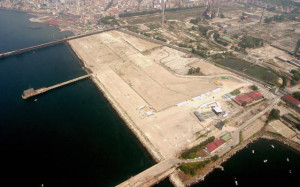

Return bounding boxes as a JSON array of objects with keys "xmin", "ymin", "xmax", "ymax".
[
  {"xmin": 247, "ymin": 45, "xmax": 297, "ymax": 71},
  {"xmin": 242, "ymin": 115, "xmax": 266, "ymax": 140},
  {"xmin": 268, "ymin": 120, "xmax": 297, "ymax": 139},
  {"xmin": 69, "ymin": 30, "xmax": 250, "ymax": 158}
]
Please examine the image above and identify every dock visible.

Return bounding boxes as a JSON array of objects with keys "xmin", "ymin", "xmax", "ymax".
[
  {"xmin": 0, "ymin": 26, "xmax": 126, "ymax": 59},
  {"xmin": 22, "ymin": 74, "xmax": 91, "ymax": 99}
]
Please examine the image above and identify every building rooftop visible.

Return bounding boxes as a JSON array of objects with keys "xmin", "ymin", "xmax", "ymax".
[
  {"xmin": 283, "ymin": 94, "xmax": 300, "ymax": 106},
  {"xmin": 247, "ymin": 91, "xmax": 264, "ymax": 100},
  {"xmin": 206, "ymin": 139, "xmax": 226, "ymax": 152},
  {"xmin": 233, "ymin": 91, "xmax": 264, "ymax": 105}
]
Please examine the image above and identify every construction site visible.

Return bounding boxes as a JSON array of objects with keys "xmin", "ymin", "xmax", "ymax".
[{"xmin": 68, "ymin": 30, "xmax": 251, "ymax": 159}]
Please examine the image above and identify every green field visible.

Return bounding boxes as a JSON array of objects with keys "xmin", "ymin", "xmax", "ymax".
[{"xmin": 215, "ymin": 57, "xmax": 280, "ymax": 85}]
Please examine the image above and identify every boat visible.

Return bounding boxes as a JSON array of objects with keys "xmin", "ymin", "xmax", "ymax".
[
  {"xmin": 289, "ymin": 170, "xmax": 292, "ymax": 174},
  {"xmin": 252, "ymin": 150, "xmax": 255, "ymax": 154},
  {"xmin": 34, "ymin": 99, "xmax": 37, "ymax": 102},
  {"xmin": 271, "ymin": 145, "xmax": 275, "ymax": 148},
  {"xmin": 235, "ymin": 178, "xmax": 238, "ymax": 186},
  {"xmin": 287, "ymin": 158, "xmax": 290, "ymax": 162},
  {"xmin": 264, "ymin": 159, "xmax": 268, "ymax": 163}
]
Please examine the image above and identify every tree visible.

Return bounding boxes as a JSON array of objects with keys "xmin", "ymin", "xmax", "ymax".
[
  {"xmin": 281, "ymin": 76, "xmax": 287, "ymax": 88},
  {"xmin": 220, "ymin": 13, "xmax": 225, "ymax": 18},
  {"xmin": 188, "ymin": 68, "xmax": 194, "ymax": 75},
  {"xmin": 292, "ymin": 92, "xmax": 300, "ymax": 101},
  {"xmin": 195, "ymin": 67, "xmax": 200, "ymax": 73},
  {"xmin": 268, "ymin": 109, "xmax": 280, "ymax": 122},
  {"xmin": 250, "ymin": 85, "xmax": 258, "ymax": 90}
]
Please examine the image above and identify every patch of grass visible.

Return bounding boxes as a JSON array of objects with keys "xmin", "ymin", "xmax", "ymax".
[{"xmin": 215, "ymin": 57, "xmax": 280, "ymax": 85}]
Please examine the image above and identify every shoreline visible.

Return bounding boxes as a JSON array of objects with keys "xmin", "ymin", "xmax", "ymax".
[
  {"xmin": 185, "ymin": 131, "xmax": 300, "ymax": 186},
  {"xmin": 67, "ymin": 40, "xmax": 164, "ymax": 162},
  {"xmin": 64, "ymin": 32, "xmax": 299, "ymax": 186}
]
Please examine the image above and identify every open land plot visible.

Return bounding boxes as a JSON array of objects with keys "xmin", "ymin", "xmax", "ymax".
[
  {"xmin": 269, "ymin": 120, "xmax": 296, "ymax": 139},
  {"xmin": 215, "ymin": 57, "xmax": 280, "ymax": 85},
  {"xmin": 247, "ymin": 45, "xmax": 296, "ymax": 70},
  {"xmin": 69, "ymin": 30, "xmax": 250, "ymax": 158}
]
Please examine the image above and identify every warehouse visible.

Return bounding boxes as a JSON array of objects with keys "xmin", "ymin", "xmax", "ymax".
[
  {"xmin": 233, "ymin": 91, "xmax": 264, "ymax": 106},
  {"xmin": 281, "ymin": 94, "xmax": 300, "ymax": 113}
]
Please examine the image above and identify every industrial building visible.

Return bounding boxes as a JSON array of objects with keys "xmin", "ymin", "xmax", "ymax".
[
  {"xmin": 206, "ymin": 134, "xmax": 231, "ymax": 154},
  {"xmin": 233, "ymin": 91, "xmax": 264, "ymax": 106},
  {"xmin": 281, "ymin": 94, "xmax": 300, "ymax": 113}
]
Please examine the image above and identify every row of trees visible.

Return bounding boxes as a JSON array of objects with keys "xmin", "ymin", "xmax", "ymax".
[
  {"xmin": 191, "ymin": 48, "xmax": 207, "ymax": 58},
  {"xmin": 188, "ymin": 67, "xmax": 201, "ymax": 75},
  {"xmin": 290, "ymin": 70, "xmax": 300, "ymax": 86},
  {"xmin": 264, "ymin": 13, "xmax": 298, "ymax": 23},
  {"xmin": 179, "ymin": 155, "xmax": 219, "ymax": 175},
  {"xmin": 180, "ymin": 137, "xmax": 215, "ymax": 159}
]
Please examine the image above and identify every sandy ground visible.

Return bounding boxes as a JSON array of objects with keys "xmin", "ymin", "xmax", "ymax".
[
  {"xmin": 247, "ymin": 45, "xmax": 296, "ymax": 70},
  {"xmin": 69, "ymin": 30, "xmax": 250, "ymax": 158},
  {"xmin": 242, "ymin": 115, "xmax": 266, "ymax": 140},
  {"xmin": 269, "ymin": 120, "xmax": 297, "ymax": 139}
]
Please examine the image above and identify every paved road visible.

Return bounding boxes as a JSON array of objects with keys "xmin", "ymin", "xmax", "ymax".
[
  {"xmin": 217, "ymin": 97, "xmax": 280, "ymax": 156},
  {"xmin": 117, "ymin": 156, "xmax": 210, "ymax": 187},
  {"xmin": 117, "ymin": 158, "xmax": 181, "ymax": 187}
]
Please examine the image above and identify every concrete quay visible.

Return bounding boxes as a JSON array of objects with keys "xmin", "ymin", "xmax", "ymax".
[
  {"xmin": 22, "ymin": 74, "xmax": 91, "ymax": 99},
  {"xmin": 117, "ymin": 158, "xmax": 181, "ymax": 187},
  {"xmin": 0, "ymin": 26, "xmax": 125, "ymax": 59}
]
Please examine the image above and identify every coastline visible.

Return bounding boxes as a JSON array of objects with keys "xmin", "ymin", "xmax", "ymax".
[
  {"xmin": 185, "ymin": 131, "xmax": 300, "ymax": 186},
  {"xmin": 64, "ymin": 31, "xmax": 299, "ymax": 186},
  {"xmin": 67, "ymin": 40, "xmax": 164, "ymax": 162}
]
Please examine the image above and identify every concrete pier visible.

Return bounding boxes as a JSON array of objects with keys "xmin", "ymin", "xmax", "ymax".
[
  {"xmin": 0, "ymin": 26, "xmax": 126, "ymax": 59},
  {"xmin": 22, "ymin": 74, "xmax": 91, "ymax": 99}
]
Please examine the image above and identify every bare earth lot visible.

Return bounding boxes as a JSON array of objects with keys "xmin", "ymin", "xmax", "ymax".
[{"xmin": 69, "ymin": 31, "xmax": 250, "ymax": 158}]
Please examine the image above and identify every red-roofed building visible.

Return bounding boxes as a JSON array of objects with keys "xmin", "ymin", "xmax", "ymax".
[
  {"xmin": 282, "ymin": 94, "xmax": 300, "ymax": 113},
  {"xmin": 233, "ymin": 91, "xmax": 264, "ymax": 106},
  {"xmin": 247, "ymin": 91, "xmax": 264, "ymax": 100},
  {"xmin": 206, "ymin": 139, "xmax": 226, "ymax": 153},
  {"xmin": 207, "ymin": 143, "xmax": 217, "ymax": 153}
]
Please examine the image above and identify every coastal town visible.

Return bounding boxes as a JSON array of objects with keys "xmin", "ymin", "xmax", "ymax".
[{"xmin": 1, "ymin": 0, "xmax": 300, "ymax": 186}]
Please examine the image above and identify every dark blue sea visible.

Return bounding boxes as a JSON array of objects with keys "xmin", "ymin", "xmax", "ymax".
[
  {"xmin": 1, "ymin": 9, "xmax": 299, "ymax": 187},
  {"xmin": 0, "ymin": 9, "xmax": 159, "ymax": 187},
  {"xmin": 194, "ymin": 139, "xmax": 300, "ymax": 187}
]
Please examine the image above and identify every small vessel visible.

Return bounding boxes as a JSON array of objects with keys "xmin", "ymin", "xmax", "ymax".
[
  {"xmin": 287, "ymin": 158, "xmax": 290, "ymax": 162},
  {"xmin": 252, "ymin": 150, "xmax": 255, "ymax": 154},
  {"xmin": 271, "ymin": 145, "xmax": 275, "ymax": 148},
  {"xmin": 289, "ymin": 170, "xmax": 292, "ymax": 174},
  {"xmin": 34, "ymin": 99, "xmax": 37, "ymax": 102},
  {"xmin": 234, "ymin": 178, "xmax": 238, "ymax": 186},
  {"xmin": 264, "ymin": 159, "xmax": 268, "ymax": 163}
]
